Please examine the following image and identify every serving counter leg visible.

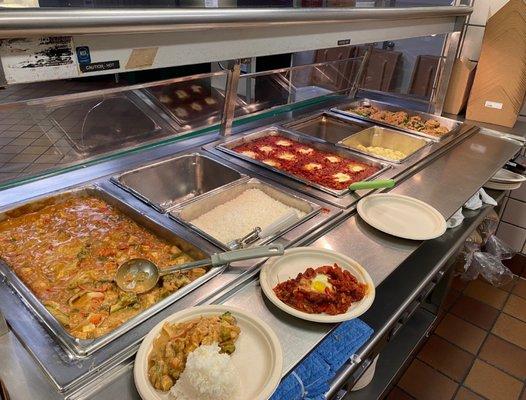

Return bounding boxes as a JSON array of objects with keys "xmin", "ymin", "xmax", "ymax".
[{"xmin": 0, "ymin": 310, "xmax": 7, "ymax": 336}]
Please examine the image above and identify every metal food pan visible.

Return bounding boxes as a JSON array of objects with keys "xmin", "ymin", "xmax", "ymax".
[
  {"xmin": 283, "ymin": 112, "xmax": 370, "ymax": 144},
  {"xmin": 112, "ymin": 153, "xmax": 247, "ymax": 212},
  {"xmin": 170, "ymin": 178, "xmax": 321, "ymax": 250},
  {"xmin": 337, "ymin": 126, "xmax": 432, "ymax": 164},
  {"xmin": 331, "ymin": 98, "xmax": 462, "ymax": 141},
  {"xmin": 0, "ymin": 185, "xmax": 220, "ymax": 357},
  {"xmin": 143, "ymin": 84, "xmax": 225, "ymax": 127},
  {"xmin": 217, "ymin": 127, "xmax": 390, "ymax": 197},
  {"xmin": 48, "ymin": 92, "xmax": 168, "ymax": 156}
]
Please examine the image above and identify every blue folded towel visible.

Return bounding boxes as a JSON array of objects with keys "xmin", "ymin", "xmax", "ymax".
[{"xmin": 270, "ymin": 319, "xmax": 373, "ymax": 400}]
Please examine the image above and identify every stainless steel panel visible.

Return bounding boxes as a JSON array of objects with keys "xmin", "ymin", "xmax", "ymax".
[
  {"xmin": 170, "ymin": 177, "xmax": 321, "ymax": 250},
  {"xmin": 217, "ymin": 127, "xmax": 390, "ymax": 197},
  {"xmin": 283, "ymin": 112, "xmax": 370, "ymax": 144},
  {"xmin": 331, "ymin": 98, "xmax": 462, "ymax": 141},
  {"xmin": 0, "ymin": 7, "xmax": 472, "ymax": 37},
  {"xmin": 337, "ymin": 126, "xmax": 431, "ymax": 164},
  {"xmin": 112, "ymin": 152, "xmax": 246, "ymax": 212},
  {"xmin": 389, "ymin": 128, "xmax": 524, "ymax": 219},
  {"xmin": 0, "ymin": 185, "xmax": 221, "ymax": 357},
  {"xmin": 47, "ymin": 92, "xmax": 171, "ymax": 156}
]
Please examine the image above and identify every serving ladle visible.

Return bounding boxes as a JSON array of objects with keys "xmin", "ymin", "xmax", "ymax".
[{"xmin": 115, "ymin": 244, "xmax": 284, "ymax": 294}]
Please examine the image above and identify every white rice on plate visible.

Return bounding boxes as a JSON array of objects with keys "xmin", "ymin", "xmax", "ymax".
[{"xmin": 169, "ymin": 343, "xmax": 239, "ymax": 400}]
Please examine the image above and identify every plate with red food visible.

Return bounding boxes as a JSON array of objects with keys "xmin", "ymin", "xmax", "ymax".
[{"xmin": 259, "ymin": 247, "xmax": 375, "ymax": 323}]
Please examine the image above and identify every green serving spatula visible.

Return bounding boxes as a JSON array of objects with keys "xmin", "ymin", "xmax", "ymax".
[{"xmin": 348, "ymin": 179, "xmax": 395, "ymax": 192}]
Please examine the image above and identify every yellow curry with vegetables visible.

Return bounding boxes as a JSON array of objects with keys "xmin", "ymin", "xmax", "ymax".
[
  {"xmin": 148, "ymin": 312, "xmax": 240, "ymax": 391},
  {"xmin": 0, "ymin": 195, "xmax": 206, "ymax": 340}
]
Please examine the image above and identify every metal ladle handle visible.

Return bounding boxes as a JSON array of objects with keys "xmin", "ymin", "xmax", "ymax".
[
  {"xmin": 259, "ymin": 210, "xmax": 299, "ymax": 238},
  {"xmin": 159, "ymin": 244, "xmax": 285, "ymax": 277},
  {"xmin": 227, "ymin": 211, "xmax": 299, "ymax": 249}
]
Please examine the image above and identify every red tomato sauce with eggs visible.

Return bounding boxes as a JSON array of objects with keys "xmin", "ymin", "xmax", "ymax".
[
  {"xmin": 232, "ymin": 135, "xmax": 380, "ymax": 190},
  {"xmin": 273, "ymin": 264, "xmax": 367, "ymax": 315}
]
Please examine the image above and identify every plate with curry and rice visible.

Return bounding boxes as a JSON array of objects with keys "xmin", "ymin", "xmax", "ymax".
[{"xmin": 134, "ymin": 305, "xmax": 283, "ymax": 400}]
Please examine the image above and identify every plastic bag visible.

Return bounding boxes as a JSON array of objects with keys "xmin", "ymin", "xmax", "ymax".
[
  {"xmin": 470, "ymin": 252, "xmax": 515, "ymax": 287},
  {"xmin": 480, "ymin": 189, "xmax": 498, "ymax": 207},
  {"xmin": 467, "ymin": 230, "xmax": 484, "ymax": 246},
  {"xmin": 458, "ymin": 252, "xmax": 479, "ymax": 281},
  {"xmin": 484, "ymin": 235, "xmax": 516, "ymax": 260},
  {"xmin": 455, "ymin": 207, "xmax": 516, "ymax": 286},
  {"xmin": 464, "ymin": 193, "xmax": 483, "ymax": 210},
  {"xmin": 454, "ymin": 231, "xmax": 482, "ymax": 278},
  {"xmin": 447, "ymin": 208, "xmax": 464, "ymax": 229},
  {"xmin": 464, "ymin": 189, "xmax": 497, "ymax": 211},
  {"xmin": 458, "ymin": 233, "xmax": 515, "ymax": 286},
  {"xmin": 477, "ymin": 210, "xmax": 500, "ymax": 243}
]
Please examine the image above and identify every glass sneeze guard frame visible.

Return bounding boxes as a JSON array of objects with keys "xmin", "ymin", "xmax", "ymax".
[
  {"xmin": 221, "ymin": 52, "xmax": 371, "ymax": 134},
  {"xmin": 0, "ymin": 54, "xmax": 370, "ymax": 189},
  {"xmin": 0, "ymin": 6, "xmax": 469, "ymax": 189},
  {"xmin": 0, "ymin": 37, "xmax": 459, "ymax": 190},
  {"xmin": 0, "ymin": 70, "xmax": 231, "ymax": 190}
]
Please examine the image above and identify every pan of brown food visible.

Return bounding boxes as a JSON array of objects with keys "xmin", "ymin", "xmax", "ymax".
[
  {"xmin": 331, "ymin": 99, "xmax": 462, "ymax": 141},
  {"xmin": 0, "ymin": 185, "xmax": 221, "ymax": 356}
]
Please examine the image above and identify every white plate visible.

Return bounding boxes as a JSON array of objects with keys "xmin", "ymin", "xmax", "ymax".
[
  {"xmin": 134, "ymin": 305, "xmax": 283, "ymax": 400},
  {"xmin": 484, "ymin": 180, "xmax": 522, "ymax": 191},
  {"xmin": 357, "ymin": 194, "xmax": 447, "ymax": 240},
  {"xmin": 260, "ymin": 247, "xmax": 375, "ymax": 323},
  {"xmin": 489, "ymin": 168, "xmax": 526, "ymax": 183}
]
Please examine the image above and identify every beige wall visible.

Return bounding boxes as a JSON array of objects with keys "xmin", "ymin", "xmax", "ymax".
[{"xmin": 461, "ymin": 0, "xmax": 526, "ymax": 122}]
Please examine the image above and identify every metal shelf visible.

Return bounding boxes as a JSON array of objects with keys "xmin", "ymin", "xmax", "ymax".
[{"xmin": 348, "ymin": 307, "xmax": 436, "ymax": 400}]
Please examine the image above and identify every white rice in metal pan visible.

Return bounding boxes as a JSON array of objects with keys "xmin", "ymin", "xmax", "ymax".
[{"xmin": 189, "ymin": 188, "xmax": 306, "ymax": 244}]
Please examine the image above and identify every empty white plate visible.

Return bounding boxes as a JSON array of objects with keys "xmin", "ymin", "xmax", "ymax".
[
  {"xmin": 357, "ymin": 194, "xmax": 447, "ymax": 240},
  {"xmin": 260, "ymin": 247, "xmax": 375, "ymax": 323},
  {"xmin": 489, "ymin": 168, "xmax": 526, "ymax": 184},
  {"xmin": 484, "ymin": 180, "xmax": 522, "ymax": 191},
  {"xmin": 134, "ymin": 305, "xmax": 283, "ymax": 400}
]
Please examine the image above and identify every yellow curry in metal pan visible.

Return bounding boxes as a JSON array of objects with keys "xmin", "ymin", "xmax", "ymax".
[{"xmin": 0, "ymin": 195, "xmax": 206, "ymax": 340}]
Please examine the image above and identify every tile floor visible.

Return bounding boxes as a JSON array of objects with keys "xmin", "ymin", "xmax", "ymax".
[{"xmin": 388, "ymin": 255, "xmax": 526, "ymax": 400}]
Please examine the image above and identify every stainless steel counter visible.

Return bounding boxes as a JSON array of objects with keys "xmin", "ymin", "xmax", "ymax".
[
  {"xmin": 204, "ymin": 115, "xmax": 480, "ymax": 209},
  {"xmin": 0, "ymin": 101, "xmax": 522, "ymax": 399},
  {"xmin": 206, "ymin": 125, "xmax": 521, "ymax": 377}
]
